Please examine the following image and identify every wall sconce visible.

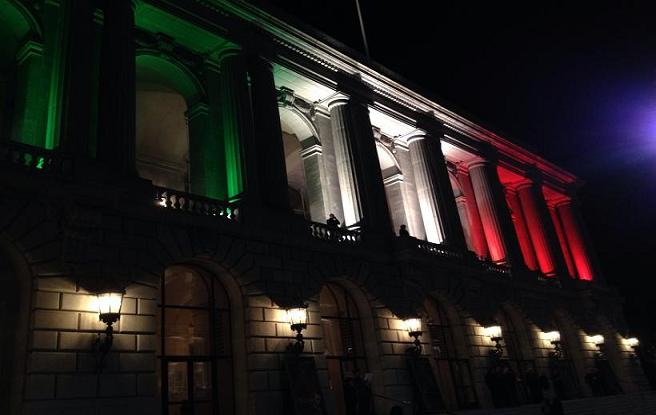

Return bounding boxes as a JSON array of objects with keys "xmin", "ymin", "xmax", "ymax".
[
  {"xmin": 545, "ymin": 331, "xmax": 562, "ymax": 358},
  {"xmin": 403, "ymin": 318, "xmax": 423, "ymax": 355},
  {"xmin": 286, "ymin": 306, "xmax": 308, "ymax": 354},
  {"xmin": 484, "ymin": 325, "xmax": 504, "ymax": 357},
  {"xmin": 589, "ymin": 334, "xmax": 605, "ymax": 358},
  {"xmin": 627, "ymin": 337, "xmax": 640, "ymax": 361},
  {"xmin": 94, "ymin": 290, "xmax": 124, "ymax": 371}
]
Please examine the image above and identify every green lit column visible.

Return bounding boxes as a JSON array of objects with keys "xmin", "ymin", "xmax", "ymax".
[
  {"xmin": 11, "ymin": 41, "xmax": 49, "ymax": 147},
  {"xmin": 218, "ymin": 50, "xmax": 253, "ymax": 201},
  {"xmin": 96, "ymin": 0, "xmax": 136, "ymax": 177},
  {"xmin": 247, "ymin": 55, "xmax": 290, "ymax": 211},
  {"xmin": 188, "ymin": 61, "xmax": 226, "ymax": 200}
]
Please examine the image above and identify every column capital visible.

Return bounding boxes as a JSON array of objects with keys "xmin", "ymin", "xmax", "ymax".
[
  {"xmin": 513, "ymin": 179, "xmax": 535, "ymax": 192},
  {"xmin": 324, "ymin": 92, "xmax": 351, "ymax": 109},
  {"xmin": 217, "ymin": 46, "xmax": 244, "ymax": 64}
]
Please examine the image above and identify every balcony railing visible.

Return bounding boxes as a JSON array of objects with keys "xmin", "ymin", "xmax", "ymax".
[
  {"xmin": 155, "ymin": 187, "xmax": 239, "ymax": 221},
  {"xmin": 0, "ymin": 141, "xmax": 71, "ymax": 177},
  {"xmin": 309, "ymin": 222, "xmax": 361, "ymax": 244},
  {"xmin": 415, "ymin": 238, "xmax": 465, "ymax": 261},
  {"xmin": 481, "ymin": 260, "xmax": 511, "ymax": 276}
]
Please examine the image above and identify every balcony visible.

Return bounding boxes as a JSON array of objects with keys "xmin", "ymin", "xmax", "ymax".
[
  {"xmin": 154, "ymin": 187, "xmax": 239, "ymax": 222},
  {"xmin": 308, "ymin": 221, "xmax": 361, "ymax": 244}
]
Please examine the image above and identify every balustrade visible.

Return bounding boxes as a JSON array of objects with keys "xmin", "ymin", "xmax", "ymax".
[
  {"xmin": 155, "ymin": 187, "xmax": 240, "ymax": 221},
  {"xmin": 308, "ymin": 221, "xmax": 361, "ymax": 244}
]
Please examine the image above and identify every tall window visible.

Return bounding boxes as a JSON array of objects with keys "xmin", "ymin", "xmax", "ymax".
[
  {"xmin": 320, "ymin": 283, "xmax": 369, "ymax": 415},
  {"xmin": 159, "ymin": 266, "xmax": 233, "ymax": 414}
]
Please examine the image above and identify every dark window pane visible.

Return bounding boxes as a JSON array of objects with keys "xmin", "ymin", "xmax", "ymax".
[
  {"xmin": 164, "ymin": 308, "xmax": 210, "ymax": 356},
  {"xmin": 194, "ymin": 402, "xmax": 213, "ymax": 415},
  {"xmin": 168, "ymin": 362, "xmax": 188, "ymax": 403},
  {"xmin": 165, "ymin": 268, "xmax": 209, "ymax": 307},
  {"xmin": 193, "ymin": 361, "xmax": 212, "ymax": 401}
]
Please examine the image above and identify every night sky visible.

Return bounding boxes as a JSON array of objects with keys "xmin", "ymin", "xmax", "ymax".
[{"xmin": 253, "ymin": 1, "xmax": 656, "ymax": 340}]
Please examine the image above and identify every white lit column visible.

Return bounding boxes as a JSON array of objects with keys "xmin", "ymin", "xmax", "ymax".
[
  {"xmin": 408, "ymin": 133, "xmax": 466, "ymax": 247},
  {"xmin": 299, "ymin": 139, "xmax": 329, "ymax": 221}
]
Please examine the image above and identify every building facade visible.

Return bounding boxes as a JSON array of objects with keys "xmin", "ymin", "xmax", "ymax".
[{"xmin": 0, "ymin": 0, "xmax": 650, "ymax": 414}]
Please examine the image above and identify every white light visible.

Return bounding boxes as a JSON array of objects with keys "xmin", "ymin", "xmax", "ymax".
[
  {"xmin": 403, "ymin": 318, "xmax": 422, "ymax": 334},
  {"xmin": 589, "ymin": 334, "xmax": 605, "ymax": 346},
  {"xmin": 483, "ymin": 325, "xmax": 502, "ymax": 339},
  {"xmin": 97, "ymin": 291, "xmax": 124, "ymax": 324},
  {"xmin": 626, "ymin": 337, "xmax": 640, "ymax": 348},
  {"xmin": 545, "ymin": 331, "xmax": 561, "ymax": 343},
  {"xmin": 287, "ymin": 307, "xmax": 308, "ymax": 327}
]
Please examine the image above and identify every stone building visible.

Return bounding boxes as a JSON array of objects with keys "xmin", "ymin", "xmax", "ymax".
[{"xmin": 0, "ymin": 0, "xmax": 651, "ymax": 414}]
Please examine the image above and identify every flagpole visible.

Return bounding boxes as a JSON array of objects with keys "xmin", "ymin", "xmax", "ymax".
[{"xmin": 354, "ymin": 0, "xmax": 371, "ymax": 60}]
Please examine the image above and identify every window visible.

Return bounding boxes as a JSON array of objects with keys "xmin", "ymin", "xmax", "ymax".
[{"xmin": 159, "ymin": 266, "xmax": 233, "ymax": 414}]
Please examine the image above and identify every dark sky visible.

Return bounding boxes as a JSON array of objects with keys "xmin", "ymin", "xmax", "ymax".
[{"xmin": 253, "ymin": 1, "xmax": 656, "ymax": 338}]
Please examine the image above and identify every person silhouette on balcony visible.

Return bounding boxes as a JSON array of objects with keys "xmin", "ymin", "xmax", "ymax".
[
  {"xmin": 327, "ymin": 213, "xmax": 340, "ymax": 241},
  {"xmin": 399, "ymin": 224, "xmax": 410, "ymax": 238}
]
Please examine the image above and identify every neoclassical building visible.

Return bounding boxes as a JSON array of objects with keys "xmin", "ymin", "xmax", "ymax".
[{"xmin": 0, "ymin": 0, "xmax": 652, "ymax": 414}]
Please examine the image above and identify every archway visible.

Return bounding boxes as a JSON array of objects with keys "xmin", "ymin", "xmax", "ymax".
[
  {"xmin": 136, "ymin": 54, "xmax": 203, "ymax": 193},
  {"xmin": 158, "ymin": 264, "xmax": 237, "ymax": 414},
  {"xmin": 319, "ymin": 281, "xmax": 376, "ymax": 415},
  {"xmin": 425, "ymin": 296, "xmax": 478, "ymax": 410}
]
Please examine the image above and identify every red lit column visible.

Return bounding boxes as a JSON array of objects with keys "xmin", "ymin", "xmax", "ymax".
[
  {"xmin": 555, "ymin": 198, "xmax": 595, "ymax": 281},
  {"xmin": 468, "ymin": 159, "xmax": 524, "ymax": 268},
  {"xmin": 457, "ymin": 167, "xmax": 489, "ymax": 258},
  {"xmin": 96, "ymin": 0, "xmax": 136, "ymax": 177},
  {"xmin": 506, "ymin": 188, "xmax": 538, "ymax": 271},
  {"xmin": 408, "ymin": 132, "xmax": 467, "ymax": 248},
  {"xmin": 516, "ymin": 181, "xmax": 560, "ymax": 276},
  {"xmin": 548, "ymin": 204, "xmax": 577, "ymax": 278}
]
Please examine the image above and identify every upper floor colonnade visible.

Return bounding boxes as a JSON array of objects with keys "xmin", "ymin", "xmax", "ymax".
[{"xmin": 0, "ymin": 0, "xmax": 597, "ymax": 283}]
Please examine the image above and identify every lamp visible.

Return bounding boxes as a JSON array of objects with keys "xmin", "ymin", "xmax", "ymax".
[
  {"xmin": 545, "ymin": 331, "xmax": 562, "ymax": 358},
  {"xmin": 589, "ymin": 334, "xmax": 605, "ymax": 358},
  {"xmin": 286, "ymin": 306, "xmax": 308, "ymax": 354},
  {"xmin": 94, "ymin": 290, "xmax": 124, "ymax": 372},
  {"xmin": 483, "ymin": 325, "xmax": 504, "ymax": 357},
  {"xmin": 403, "ymin": 318, "xmax": 423, "ymax": 355},
  {"xmin": 627, "ymin": 337, "xmax": 640, "ymax": 361}
]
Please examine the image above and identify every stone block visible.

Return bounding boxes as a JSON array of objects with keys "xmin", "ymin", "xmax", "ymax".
[
  {"xmin": 32, "ymin": 330, "xmax": 58, "ymax": 350},
  {"xmin": 248, "ymin": 337, "xmax": 266, "ymax": 353},
  {"xmin": 379, "ymin": 329, "xmax": 399, "ymax": 342},
  {"xmin": 275, "ymin": 323, "xmax": 294, "ymax": 338},
  {"xmin": 78, "ymin": 352, "xmax": 120, "ymax": 373},
  {"xmin": 265, "ymin": 338, "xmax": 287, "ymax": 353},
  {"xmin": 25, "ymin": 374, "xmax": 55, "ymax": 400},
  {"xmin": 264, "ymin": 308, "xmax": 287, "ymax": 323},
  {"xmin": 125, "ymin": 284, "xmax": 157, "ymax": 300},
  {"xmin": 249, "ymin": 371, "xmax": 268, "ymax": 391},
  {"xmin": 388, "ymin": 319, "xmax": 404, "ymax": 331},
  {"xmin": 120, "ymin": 353, "xmax": 155, "ymax": 372},
  {"xmin": 79, "ymin": 312, "xmax": 105, "ymax": 331},
  {"xmin": 36, "ymin": 277, "xmax": 77, "ymax": 293},
  {"xmin": 248, "ymin": 295, "xmax": 272, "ymax": 307},
  {"xmin": 249, "ymin": 321, "xmax": 276, "ymax": 337},
  {"xmin": 34, "ymin": 291, "xmax": 60, "ymax": 310},
  {"xmin": 137, "ymin": 373, "xmax": 157, "ymax": 396},
  {"xmin": 120, "ymin": 315, "xmax": 156, "ymax": 334},
  {"xmin": 137, "ymin": 335, "xmax": 156, "ymax": 352},
  {"xmin": 137, "ymin": 299, "xmax": 156, "ymax": 315},
  {"xmin": 30, "ymin": 352, "xmax": 76, "ymax": 373},
  {"xmin": 248, "ymin": 307, "xmax": 264, "ymax": 321},
  {"xmin": 113, "ymin": 334, "xmax": 136, "ymax": 351},
  {"xmin": 121, "ymin": 298, "xmax": 137, "ymax": 315},
  {"xmin": 248, "ymin": 354, "xmax": 280, "ymax": 370},
  {"xmin": 56, "ymin": 374, "xmax": 97, "ymax": 398},
  {"xmin": 99, "ymin": 374, "xmax": 137, "ymax": 397},
  {"xmin": 59, "ymin": 332, "xmax": 95, "ymax": 350},
  {"xmin": 61, "ymin": 293, "xmax": 97, "ymax": 312},
  {"xmin": 33, "ymin": 310, "xmax": 78, "ymax": 330}
]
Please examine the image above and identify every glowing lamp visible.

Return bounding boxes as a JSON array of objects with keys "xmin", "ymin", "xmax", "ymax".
[
  {"xmin": 589, "ymin": 334, "xmax": 605, "ymax": 346},
  {"xmin": 545, "ymin": 331, "xmax": 561, "ymax": 344},
  {"xmin": 286, "ymin": 306, "xmax": 308, "ymax": 354},
  {"xmin": 403, "ymin": 318, "xmax": 422, "ymax": 336},
  {"xmin": 483, "ymin": 325, "xmax": 502, "ymax": 340},
  {"xmin": 627, "ymin": 337, "xmax": 640, "ymax": 348},
  {"xmin": 97, "ymin": 291, "xmax": 124, "ymax": 325}
]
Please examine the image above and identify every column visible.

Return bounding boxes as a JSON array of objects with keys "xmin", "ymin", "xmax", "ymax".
[
  {"xmin": 247, "ymin": 56, "xmax": 290, "ymax": 211},
  {"xmin": 328, "ymin": 95, "xmax": 392, "ymax": 234},
  {"xmin": 457, "ymin": 167, "xmax": 489, "ymax": 258},
  {"xmin": 395, "ymin": 145, "xmax": 426, "ymax": 238},
  {"xmin": 455, "ymin": 196, "xmax": 474, "ymax": 251},
  {"xmin": 299, "ymin": 139, "xmax": 329, "ymax": 221},
  {"xmin": 555, "ymin": 199, "xmax": 595, "ymax": 281},
  {"xmin": 58, "ymin": 0, "xmax": 95, "ymax": 153},
  {"xmin": 468, "ymin": 159, "xmax": 524, "ymax": 267},
  {"xmin": 383, "ymin": 173, "xmax": 409, "ymax": 235},
  {"xmin": 219, "ymin": 50, "xmax": 252, "ymax": 200},
  {"xmin": 12, "ymin": 41, "xmax": 49, "ymax": 147},
  {"xmin": 408, "ymin": 133, "xmax": 467, "ymax": 248},
  {"xmin": 506, "ymin": 188, "xmax": 538, "ymax": 271},
  {"xmin": 96, "ymin": 0, "xmax": 136, "ymax": 177},
  {"xmin": 548, "ymin": 205, "xmax": 577, "ymax": 278},
  {"xmin": 517, "ymin": 180, "xmax": 567, "ymax": 277}
]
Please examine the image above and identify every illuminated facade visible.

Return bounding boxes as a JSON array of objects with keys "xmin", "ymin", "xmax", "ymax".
[{"xmin": 0, "ymin": 0, "xmax": 652, "ymax": 414}]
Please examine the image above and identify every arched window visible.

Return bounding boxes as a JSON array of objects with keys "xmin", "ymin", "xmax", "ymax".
[
  {"xmin": 425, "ymin": 299, "xmax": 478, "ymax": 409},
  {"xmin": 159, "ymin": 266, "xmax": 233, "ymax": 414},
  {"xmin": 320, "ymin": 283, "xmax": 370, "ymax": 415},
  {"xmin": 136, "ymin": 55, "xmax": 201, "ymax": 192}
]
